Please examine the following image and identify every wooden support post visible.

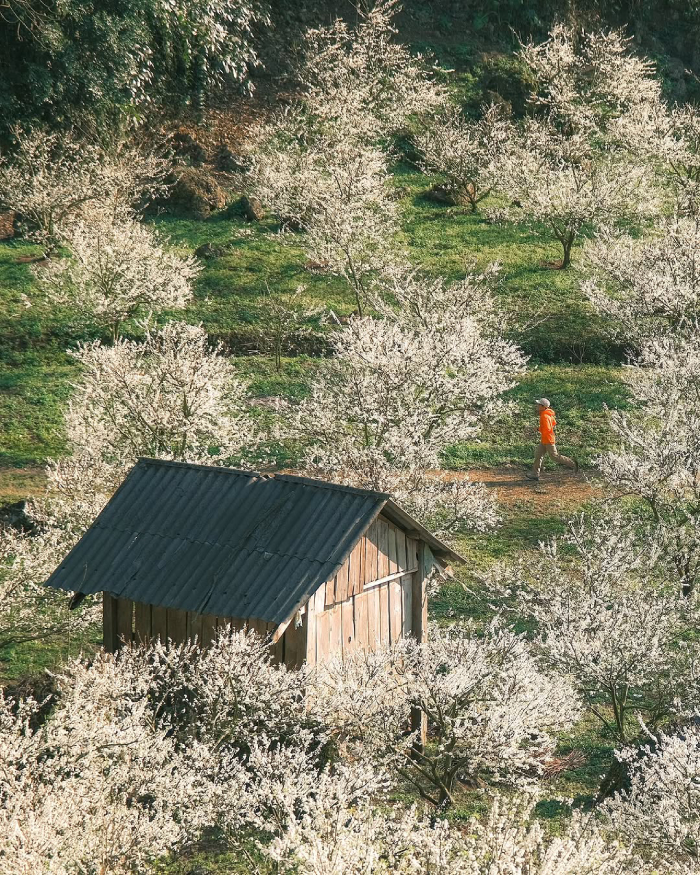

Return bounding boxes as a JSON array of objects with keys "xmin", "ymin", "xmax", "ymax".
[
  {"xmin": 116, "ymin": 598, "xmax": 133, "ymax": 649},
  {"xmin": 410, "ymin": 540, "xmax": 428, "ymax": 756},
  {"xmin": 103, "ymin": 592, "xmax": 118, "ymax": 653}
]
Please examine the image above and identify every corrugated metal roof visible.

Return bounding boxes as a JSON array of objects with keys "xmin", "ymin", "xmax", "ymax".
[{"xmin": 44, "ymin": 458, "xmax": 463, "ymax": 626}]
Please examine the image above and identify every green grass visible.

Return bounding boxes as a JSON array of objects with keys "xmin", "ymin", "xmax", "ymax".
[
  {"xmin": 0, "ymin": 165, "xmax": 631, "ymax": 477},
  {"xmin": 0, "ymin": 622, "xmax": 102, "ymax": 685},
  {"xmin": 445, "ymin": 364, "xmax": 630, "ymax": 469}
]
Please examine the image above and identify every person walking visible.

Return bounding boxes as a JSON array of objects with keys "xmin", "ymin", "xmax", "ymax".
[{"xmin": 526, "ymin": 397, "xmax": 578, "ymax": 481}]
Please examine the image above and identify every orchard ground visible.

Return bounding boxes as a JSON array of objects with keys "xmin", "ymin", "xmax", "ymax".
[{"xmin": 0, "ymin": 100, "xmax": 632, "ymax": 857}]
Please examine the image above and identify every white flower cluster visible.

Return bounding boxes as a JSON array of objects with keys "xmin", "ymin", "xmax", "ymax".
[
  {"xmin": 1, "ymin": 626, "xmax": 691, "ymax": 874},
  {"xmin": 285, "ymin": 266, "xmax": 525, "ymax": 535}
]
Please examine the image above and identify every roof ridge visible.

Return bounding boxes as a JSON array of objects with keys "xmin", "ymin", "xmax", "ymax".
[
  {"xmin": 272, "ymin": 472, "xmax": 391, "ymax": 501},
  {"xmin": 137, "ymin": 457, "xmax": 262, "ymax": 478}
]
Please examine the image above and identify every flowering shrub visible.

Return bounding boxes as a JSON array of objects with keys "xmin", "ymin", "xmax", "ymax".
[
  {"xmin": 311, "ymin": 623, "xmax": 580, "ymax": 808},
  {"xmin": 493, "ymin": 513, "xmax": 693, "ymax": 742},
  {"xmin": 582, "ymin": 216, "xmax": 700, "ymax": 342},
  {"xmin": 603, "ymin": 722, "xmax": 700, "ymax": 872},
  {"xmin": 0, "ymin": 128, "xmax": 167, "ymax": 246},
  {"xmin": 34, "ymin": 214, "xmax": 200, "ymax": 339}
]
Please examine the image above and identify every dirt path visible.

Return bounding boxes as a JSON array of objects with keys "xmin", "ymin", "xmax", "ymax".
[{"xmin": 455, "ymin": 464, "xmax": 603, "ymax": 519}]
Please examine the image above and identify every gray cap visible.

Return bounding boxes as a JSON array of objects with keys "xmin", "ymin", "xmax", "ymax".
[{"xmin": 535, "ymin": 397, "xmax": 550, "ymax": 408}]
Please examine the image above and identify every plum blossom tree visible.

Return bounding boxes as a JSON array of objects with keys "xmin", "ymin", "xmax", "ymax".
[
  {"xmin": 66, "ymin": 320, "xmax": 253, "ymax": 473},
  {"xmin": 597, "ymin": 335, "xmax": 700, "ymax": 597},
  {"xmin": 603, "ymin": 723, "xmax": 700, "ymax": 873},
  {"xmin": 415, "ymin": 103, "xmax": 511, "ymax": 212},
  {"xmin": 495, "ymin": 513, "xmax": 692, "ymax": 742},
  {"xmin": 495, "ymin": 26, "xmax": 661, "ymax": 267},
  {"xmin": 297, "ymin": 0, "xmax": 444, "ymax": 142},
  {"xmin": 582, "ymin": 216, "xmax": 700, "ymax": 342},
  {"xmin": 285, "ymin": 267, "xmax": 525, "ymax": 533},
  {"xmin": 518, "ymin": 25, "xmax": 661, "ymax": 140},
  {"xmin": 617, "ymin": 101, "xmax": 700, "ymax": 214},
  {"xmin": 248, "ymin": 123, "xmax": 398, "ymax": 315},
  {"xmin": 0, "ymin": 128, "xmax": 168, "ymax": 247},
  {"xmin": 247, "ymin": 0, "xmax": 444, "ymax": 313},
  {"xmin": 496, "ymin": 122, "xmax": 656, "ymax": 268},
  {"xmin": 34, "ymin": 213, "xmax": 200, "ymax": 339},
  {"xmin": 262, "ymin": 786, "xmax": 643, "ymax": 874},
  {"xmin": 311, "ymin": 623, "xmax": 580, "ymax": 808},
  {"xmin": 0, "ymin": 659, "xmax": 221, "ymax": 874}
]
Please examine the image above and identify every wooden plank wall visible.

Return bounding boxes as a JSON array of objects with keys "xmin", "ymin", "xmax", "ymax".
[
  {"xmin": 306, "ymin": 515, "xmax": 421, "ymax": 666},
  {"xmin": 323, "ymin": 516, "xmax": 417, "ymax": 608},
  {"xmin": 103, "ymin": 594, "xmax": 306, "ymax": 670},
  {"xmin": 307, "ymin": 573, "xmax": 413, "ymax": 666}
]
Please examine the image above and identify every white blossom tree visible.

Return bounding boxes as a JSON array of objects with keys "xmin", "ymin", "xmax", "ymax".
[
  {"xmin": 311, "ymin": 623, "xmax": 580, "ymax": 808},
  {"xmin": 415, "ymin": 103, "xmax": 511, "ymax": 212},
  {"xmin": 34, "ymin": 214, "xmax": 200, "ymax": 339},
  {"xmin": 0, "ymin": 659, "xmax": 221, "ymax": 874},
  {"xmin": 616, "ymin": 100, "xmax": 700, "ymax": 215},
  {"xmin": 248, "ymin": 122, "xmax": 398, "ymax": 315},
  {"xmin": 597, "ymin": 335, "xmax": 700, "ymax": 597},
  {"xmin": 261, "ymin": 785, "xmax": 643, "ymax": 874},
  {"xmin": 297, "ymin": 0, "xmax": 444, "ymax": 142},
  {"xmin": 518, "ymin": 24, "xmax": 661, "ymax": 141},
  {"xmin": 494, "ymin": 26, "xmax": 661, "ymax": 267},
  {"xmin": 494, "ymin": 513, "xmax": 692, "ymax": 742},
  {"xmin": 496, "ymin": 122, "xmax": 656, "ymax": 268},
  {"xmin": 66, "ymin": 320, "xmax": 253, "ymax": 472},
  {"xmin": 603, "ymin": 723, "xmax": 700, "ymax": 873},
  {"xmin": 246, "ymin": 0, "xmax": 445, "ymax": 314},
  {"xmin": 0, "ymin": 128, "xmax": 168, "ymax": 247},
  {"xmin": 285, "ymin": 267, "xmax": 525, "ymax": 533},
  {"xmin": 0, "ymin": 629, "xmax": 658, "ymax": 873},
  {"xmin": 582, "ymin": 216, "xmax": 700, "ymax": 342}
]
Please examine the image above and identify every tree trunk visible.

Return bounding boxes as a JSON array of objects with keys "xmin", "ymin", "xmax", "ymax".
[{"xmin": 561, "ymin": 235, "xmax": 574, "ymax": 268}]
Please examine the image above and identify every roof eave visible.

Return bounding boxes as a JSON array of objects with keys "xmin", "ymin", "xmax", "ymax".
[{"xmin": 381, "ymin": 499, "xmax": 466, "ymax": 565}]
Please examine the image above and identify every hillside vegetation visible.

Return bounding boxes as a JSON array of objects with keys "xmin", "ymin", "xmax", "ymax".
[{"xmin": 1, "ymin": 2, "xmax": 700, "ymax": 873}]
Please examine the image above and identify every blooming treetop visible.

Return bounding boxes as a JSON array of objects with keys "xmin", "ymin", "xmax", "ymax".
[
  {"xmin": 311, "ymin": 623, "xmax": 580, "ymax": 808},
  {"xmin": 496, "ymin": 120, "xmax": 657, "ymax": 268},
  {"xmin": 493, "ymin": 512, "xmax": 692, "ymax": 742},
  {"xmin": 66, "ymin": 321, "xmax": 253, "ymax": 473},
  {"xmin": 415, "ymin": 103, "xmax": 513, "ymax": 212},
  {"xmin": 617, "ymin": 101, "xmax": 700, "ymax": 214},
  {"xmin": 597, "ymin": 335, "xmax": 700, "ymax": 596},
  {"xmin": 0, "ymin": 661, "xmax": 220, "ymax": 874},
  {"xmin": 298, "ymin": 0, "xmax": 445, "ymax": 142},
  {"xmin": 582, "ymin": 216, "xmax": 700, "ymax": 342},
  {"xmin": 34, "ymin": 213, "xmax": 200, "ymax": 338},
  {"xmin": 0, "ymin": 128, "xmax": 168, "ymax": 245},
  {"xmin": 518, "ymin": 24, "xmax": 661, "ymax": 141},
  {"xmin": 603, "ymin": 723, "xmax": 700, "ymax": 873},
  {"xmin": 286, "ymin": 267, "xmax": 525, "ymax": 533},
  {"xmin": 249, "ymin": 121, "xmax": 398, "ymax": 314}
]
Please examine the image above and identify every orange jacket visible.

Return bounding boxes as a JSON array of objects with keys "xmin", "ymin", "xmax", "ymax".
[{"xmin": 539, "ymin": 407, "xmax": 556, "ymax": 444}]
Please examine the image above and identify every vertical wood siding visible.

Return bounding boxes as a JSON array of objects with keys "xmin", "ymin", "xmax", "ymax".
[
  {"xmin": 324, "ymin": 515, "xmax": 417, "ymax": 609},
  {"xmin": 102, "ymin": 514, "xmax": 426, "ymax": 673}
]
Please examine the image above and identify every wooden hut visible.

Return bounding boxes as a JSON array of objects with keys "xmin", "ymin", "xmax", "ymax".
[{"xmin": 45, "ymin": 458, "xmax": 463, "ymax": 669}]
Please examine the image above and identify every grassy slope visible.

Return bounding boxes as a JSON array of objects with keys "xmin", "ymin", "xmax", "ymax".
[{"xmin": 0, "ymin": 123, "xmax": 631, "ymax": 839}]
